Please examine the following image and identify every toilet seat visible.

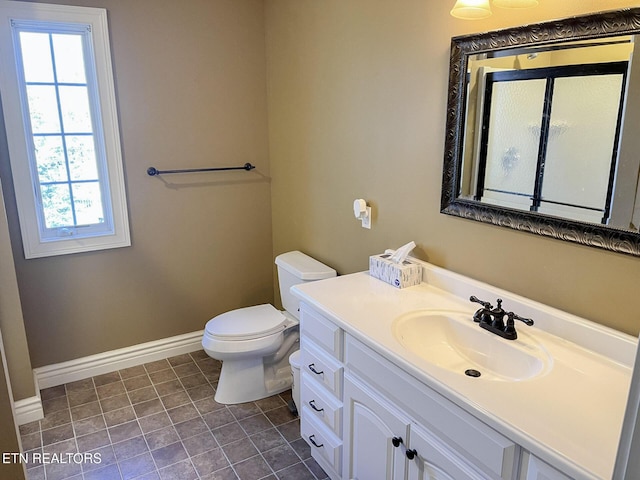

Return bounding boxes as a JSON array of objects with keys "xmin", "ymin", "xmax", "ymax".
[{"xmin": 205, "ymin": 304, "xmax": 288, "ymax": 341}]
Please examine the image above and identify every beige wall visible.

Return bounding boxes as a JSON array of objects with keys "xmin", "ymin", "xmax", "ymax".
[
  {"xmin": 0, "ymin": 332, "xmax": 25, "ymax": 480},
  {"xmin": 0, "ymin": 181, "xmax": 33, "ymax": 401},
  {"xmin": 266, "ymin": 0, "xmax": 640, "ymax": 336},
  {"xmin": 0, "ymin": 0, "xmax": 273, "ymax": 368}
]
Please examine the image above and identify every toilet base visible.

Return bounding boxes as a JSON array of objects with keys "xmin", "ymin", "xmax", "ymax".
[{"xmin": 214, "ymin": 357, "xmax": 293, "ymax": 404}]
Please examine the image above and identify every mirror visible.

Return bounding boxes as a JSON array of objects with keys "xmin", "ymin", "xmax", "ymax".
[{"xmin": 442, "ymin": 8, "xmax": 640, "ymax": 256}]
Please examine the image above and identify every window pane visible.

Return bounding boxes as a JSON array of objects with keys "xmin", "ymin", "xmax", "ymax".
[
  {"xmin": 41, "ymin": 184, "xmax": 72, "ymax": 228},
  {"xmin": 19, "ymin": 32, "xmax": 54, "ymax": 83},
  {"xmin": 52, "ymin": 34, "xmax": 86, "ymax": 83},
  {"xmin": 67, "ymin": 135, "xmax": 98, "ymax": 180},
  {"xmin": 34, "ymin": 136, "xmax": 67, "ymax": 182},
  {"xmin": 27, "ymin": 85, "xmax": 60, "ymax": 133},
  {"xmin": 59, "ymin": 85, "xmax": 92, "ymax": 133},
  {"xmin": 72, "ymin": 182, "xmax": 104, "ymax": 225}
]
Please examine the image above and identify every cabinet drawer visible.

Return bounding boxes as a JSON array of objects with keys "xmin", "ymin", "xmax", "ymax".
[
  {"xmin": 301, "ymin": 371, "xmax": 343, "ymax": 437},
  {"xmin": 346, "ymin": 335, "xmax": 517, "ymax": 480},
  {"xmin": 300, "ymin": 304, "xmax": 343, "ymax": 360},
  {"xmin": 301, "ymin": 407, "xmax": 342, "ymax": 476},
  {"xmin": 301, "ymin": 338, "xmax": 343, "ymax": 398}
]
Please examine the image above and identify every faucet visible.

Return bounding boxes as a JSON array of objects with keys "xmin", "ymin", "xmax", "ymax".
[{"xmin": 469, "ymin": 296, "xmax": 533, "ymax": 340}]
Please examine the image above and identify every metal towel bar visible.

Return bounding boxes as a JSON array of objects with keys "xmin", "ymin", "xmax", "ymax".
[{"xmin": 147, "ymin": 163, "xmax": 255, "ymax": 176}]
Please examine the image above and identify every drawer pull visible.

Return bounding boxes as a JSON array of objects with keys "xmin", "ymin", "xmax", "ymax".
[
  {"xmin": 392, "ymin": 436, "xmax": 403, "ymax": 448},
  {"xmin": 309, "ymin": 399, "xmax": 324, "ymax": 413},
  {"xmin": 406, "ymin": 448, "xmax": 418, "ymax": 460},
  {"xmin": 309, "ymin": 434, "xmax": 324, "ymax": 448},
  {"xmin": 308, "ymin": 363, "xmax": 324, "ymax": 375}
]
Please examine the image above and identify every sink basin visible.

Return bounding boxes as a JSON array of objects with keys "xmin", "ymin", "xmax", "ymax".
[{"xmin": 392, "ymin": 310, "xmax": 551, "ymax": 381}]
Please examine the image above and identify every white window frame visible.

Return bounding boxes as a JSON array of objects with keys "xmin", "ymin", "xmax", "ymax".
[{"xmin": 0, "ymin": 1, "xmax": 130, "ymax": 258}]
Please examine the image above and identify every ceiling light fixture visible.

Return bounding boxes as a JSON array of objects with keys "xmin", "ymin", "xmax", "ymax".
[
  {"xmin": 451, "ymin": 0, "xmax": 538, "ymax": 20},
  {"xmin": 450, "ymin": 0, "xmax": 492, "ymax": 20}
]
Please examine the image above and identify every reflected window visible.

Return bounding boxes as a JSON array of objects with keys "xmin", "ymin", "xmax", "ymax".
[{"xmin": 475, "ymin": 62, "xmax": 627, "ymax": 224}]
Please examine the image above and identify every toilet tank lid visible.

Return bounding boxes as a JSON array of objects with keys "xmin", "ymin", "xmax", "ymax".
[{"xmin": 275, "ymin": 251, "xmax": 336, "ymax": 280}]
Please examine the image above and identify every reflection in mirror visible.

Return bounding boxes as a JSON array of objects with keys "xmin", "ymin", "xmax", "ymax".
[
  {"xmin": 462, "ymin": 40, "xmax": 633, "ymax": 227},
  {"xmin": 442, "ymin": 8, "xmax": 640, "ymax": 256}
]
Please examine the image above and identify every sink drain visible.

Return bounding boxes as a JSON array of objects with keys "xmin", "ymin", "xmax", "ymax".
[{"xmin": 465, "ymin": 369, "xmax": 481, "ymax": 378}]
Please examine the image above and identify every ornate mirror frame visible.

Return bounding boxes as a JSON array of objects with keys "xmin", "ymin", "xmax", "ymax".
[{"xmin": 441, "ymin": 8, "xmax": 640, "ymax": 256}]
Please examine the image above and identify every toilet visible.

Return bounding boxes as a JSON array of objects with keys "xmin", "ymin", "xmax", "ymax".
[{"xmin": 202, "ymin": 251, "xmax": 336, "ymax": 404}]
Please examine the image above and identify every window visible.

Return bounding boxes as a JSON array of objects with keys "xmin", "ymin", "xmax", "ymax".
[{"xmin": 0, "ymin": 1, "xmax": 129, "ymax": 258}]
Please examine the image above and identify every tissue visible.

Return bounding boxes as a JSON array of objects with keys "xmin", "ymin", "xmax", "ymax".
[
  {"xmin": 389, "ymin": 241, "xmax": 416, "ymax": 264},
  {"xmin": 369, "ymin": 241, "xmax": 423, "ymax": 288}
]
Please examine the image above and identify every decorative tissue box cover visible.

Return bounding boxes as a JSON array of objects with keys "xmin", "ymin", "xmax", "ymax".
[{"xmin": 369, "ymin": 254, "xmax": 422, "ymax": 288}]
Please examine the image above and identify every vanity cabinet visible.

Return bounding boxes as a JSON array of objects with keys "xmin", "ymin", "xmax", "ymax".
[
  {"xmin": 293, "ymin": 265, "xmax": 633, "ymax": 480},
  {"xmin": 299, "ymin": 301, "xmax": 571, "ymax": 480}
]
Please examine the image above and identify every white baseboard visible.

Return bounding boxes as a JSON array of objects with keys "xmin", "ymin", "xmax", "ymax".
[
  {"xmin": 15, "ymin": 394, "xmax": 43, "ymax": 426},
  {"xmin": 34, "ymin": 330, "xmax": 204, "ymax": 391},
  {"xmin": 14, "ymin": 371, "xmax": 43, "ymax": 426}
]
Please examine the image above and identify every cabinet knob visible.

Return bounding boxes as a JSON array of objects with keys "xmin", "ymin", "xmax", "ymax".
[
  {"xmin": 392, "ymin": 436, "xmax": 403, "ymax": 448},
  {"xmin": 406, "ymin": 449, "xmax": 418, "ymax": 460}
]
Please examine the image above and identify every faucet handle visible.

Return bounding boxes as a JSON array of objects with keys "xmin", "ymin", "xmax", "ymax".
[
  {"xmin": 470, "ymin": 296, "xmax": 493, "ymax": 324},
  {"xmin": 469, "ymin": 295, "xmax": 492, "ymax": 309},
  {"xmin": 508, "ymin": 312, "xmax": 534, "ymax": 326}
]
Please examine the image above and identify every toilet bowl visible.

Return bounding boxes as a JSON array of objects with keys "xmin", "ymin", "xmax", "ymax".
[{"xmin": 202, "ymin": 251, "xmax": 336, "ymax": 404}]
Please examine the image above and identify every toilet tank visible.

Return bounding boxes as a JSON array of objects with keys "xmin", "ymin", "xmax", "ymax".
[{"xmin": 275, "ymin": 251, "xmax": 336, "ymax": 319}]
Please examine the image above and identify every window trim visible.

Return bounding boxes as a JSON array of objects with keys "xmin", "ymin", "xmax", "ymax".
[{"xmin": 0, "ymin": 1, "xmax": 130, "ymax": 258}]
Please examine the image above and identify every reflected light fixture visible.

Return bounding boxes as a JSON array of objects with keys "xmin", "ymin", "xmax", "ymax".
[{"xmin": 450, "ymin": 0, "xmax": 492, "ymax": 20}]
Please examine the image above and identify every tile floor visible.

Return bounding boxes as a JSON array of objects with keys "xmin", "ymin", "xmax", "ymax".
[{"xmin": 18, "ymin": 350, "xmax": 329, "ymax": 480}]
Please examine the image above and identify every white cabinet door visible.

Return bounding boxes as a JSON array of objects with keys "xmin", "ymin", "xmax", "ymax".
[
  {"xmin": 344, "ymin": 374, "xmax": 409, "ymax": 480},
  {"xmin": 407, "ymin": 422, "xmax": 487, "ymax": 480}
]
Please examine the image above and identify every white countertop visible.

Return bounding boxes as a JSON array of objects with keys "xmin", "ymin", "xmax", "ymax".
[{"xmin": 292, "ymin": 262, "xmax": 637, "ymax": 480}]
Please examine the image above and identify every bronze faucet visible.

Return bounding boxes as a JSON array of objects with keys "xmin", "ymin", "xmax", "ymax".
[{"xmin": 470, "ymin": 296, "xmax": 534, "ymax": 340}]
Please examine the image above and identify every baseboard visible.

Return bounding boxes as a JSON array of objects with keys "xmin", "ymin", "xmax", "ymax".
[
  {"xmin": 34, "ymin": 330, "xmax": 204, "ymax": 391},
  {"xmin": 14, "ymin": 373, "xmax": 43, "ymax": 426},
  {"xmin": 14, "ymin": 393, "xmax": 44, "ymax": 426}
]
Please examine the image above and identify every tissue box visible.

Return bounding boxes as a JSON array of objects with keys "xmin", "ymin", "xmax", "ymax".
[{"xmin": 369, "ymin": 254, "xmax": 423, "ymax": 288}]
